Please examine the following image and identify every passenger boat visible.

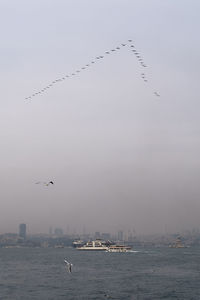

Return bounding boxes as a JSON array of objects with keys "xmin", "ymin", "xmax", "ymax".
[{"xmin": 77, "ymin": 239, "xmax": 108, "ymax": 251}]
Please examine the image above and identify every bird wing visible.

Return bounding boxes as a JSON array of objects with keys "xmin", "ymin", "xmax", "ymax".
[{"xmin": 64, "ymin": 259, "xmax": 70, "ymax": 265}]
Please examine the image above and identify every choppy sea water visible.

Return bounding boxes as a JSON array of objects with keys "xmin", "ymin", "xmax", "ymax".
[{"xmin": 0, "ymin": 247, "xmax": 200, "ymax": 300}]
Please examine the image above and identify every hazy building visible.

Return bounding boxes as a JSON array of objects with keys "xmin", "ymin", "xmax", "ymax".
[
  {"xmin": 49, "ymin": 227, "xmax": 53, "ymax": 236},
  {"xmin": 95, "ymin": 231, "xmax": 101, "ymax": 239},
  {"xmin": 118, "ymin": 231, "xmax": 123, "ymax": 241},
  {"xmin": 54, "ymin": 228, "xmax": 63, "ymax": 236},
  {"xmin": 19, "ymin": 223, "xmax": 26, "ymax": 239},
  {"xmin": 101, "ymin": 233, "xmax": 111, "ymax": 240}
]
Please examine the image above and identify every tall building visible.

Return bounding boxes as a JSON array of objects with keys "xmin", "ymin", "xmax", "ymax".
[
  {"xmin": 19, "ymin": 224, "xmax": 26, "ymax": 239},
  {"xmin": 118, "ymin": 231, "xmax": 123, "ymax": 241}
]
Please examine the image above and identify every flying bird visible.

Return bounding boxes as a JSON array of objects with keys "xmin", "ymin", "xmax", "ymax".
[
  {"xmin": 154, "ymin": 92, "xmax": 160, "ymax": 97},
  {"xmin": 64, "ymin": 259, "xmax": 73, "ymax": 273},
  {"xmin": 35, "ymin": 181, "xmax": 54, "ymax": 186}
]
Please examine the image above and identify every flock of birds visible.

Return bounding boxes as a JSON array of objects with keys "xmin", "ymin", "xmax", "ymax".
[
  {"xmin": 32, "ymin": 39, "xmax": 160, "ymax": 188},
  {"xmin": 25, "ymin": 39, "xmax": 160, "ymax": 100}
]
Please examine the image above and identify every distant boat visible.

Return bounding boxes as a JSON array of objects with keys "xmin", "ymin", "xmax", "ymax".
[
  {"xmin": 169, "ymin": 237, "xmax": 186, "ymax": 248},
  {"xmin": 72, "ymin": 240, "xmax": 84, "ymax": 248},
  {"xmin": 77, "ymin": 239, "xmax": 108, "ymax": 251},
  {"xmin": 54, "ymin": 245, "xmax": 64, "ymax": 248}
]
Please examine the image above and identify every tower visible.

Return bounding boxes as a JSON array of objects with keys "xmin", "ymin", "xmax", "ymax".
[{"xmin": 19, "ymin": 223, "xmax": 26, "ymax": 239}]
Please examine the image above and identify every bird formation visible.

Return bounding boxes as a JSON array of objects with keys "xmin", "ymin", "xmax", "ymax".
[
  {"xmin": 64, "ymin": 259, "xmax": 73, "ymax": 273},
  {"xmin": 35, "ymin": 181, "xmax": 54, "ymax": 186},
  {"xmin": 25, "ymin": 39, "xmax": 160, "ymax": 100}
]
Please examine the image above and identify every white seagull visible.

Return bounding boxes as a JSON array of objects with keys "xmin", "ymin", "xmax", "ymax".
[{"xmin": 64, "ymin": 259, "xmax": 73, "ymax": 273}]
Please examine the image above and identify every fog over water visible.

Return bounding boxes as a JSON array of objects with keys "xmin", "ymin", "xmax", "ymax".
[{"xmin": 1, "ymin": 0, "xmax": 200, "ymax": 235}]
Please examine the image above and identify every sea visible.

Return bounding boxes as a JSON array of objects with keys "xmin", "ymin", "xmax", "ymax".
[{"xmin": 0, "ymin": 246, "xmax": 200, "ymax": 300}]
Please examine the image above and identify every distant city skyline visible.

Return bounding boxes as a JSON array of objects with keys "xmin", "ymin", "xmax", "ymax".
[
  {"xmin": 1, "ymin": 222, "xmax": 200, "ymax": 250},
  {"xmin": 2, "ymin": 222, "xmax": 200, "ymax": 240}
]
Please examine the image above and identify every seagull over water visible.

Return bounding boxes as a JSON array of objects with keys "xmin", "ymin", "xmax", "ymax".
[{"xmin": 64, "ymin": 259, "xmax": 73, "ymax": 273}]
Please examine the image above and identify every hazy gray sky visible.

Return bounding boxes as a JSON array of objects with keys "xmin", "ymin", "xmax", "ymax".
[{"xmin": 1, "ymin": 0, "xmax": 200, "ymax": 235}]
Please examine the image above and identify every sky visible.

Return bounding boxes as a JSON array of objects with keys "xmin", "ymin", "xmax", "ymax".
[{"xmin": 0, "ymin": 0, "xmax": 200, "ymax": 235}]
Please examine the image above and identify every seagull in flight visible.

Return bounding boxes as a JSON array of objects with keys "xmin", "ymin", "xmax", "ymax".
[
  {"xmin": 64, "ymin": 259, "xmax": 73, "ymax": 273},
  {"xmin": 35, "ymin": 181, "xmax": 54, "ymax": 186}
]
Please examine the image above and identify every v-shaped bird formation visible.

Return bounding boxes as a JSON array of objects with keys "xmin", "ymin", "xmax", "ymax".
[{"xmin": 25, "ymin": 39, "xmax": 160, "ymax": 100}]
